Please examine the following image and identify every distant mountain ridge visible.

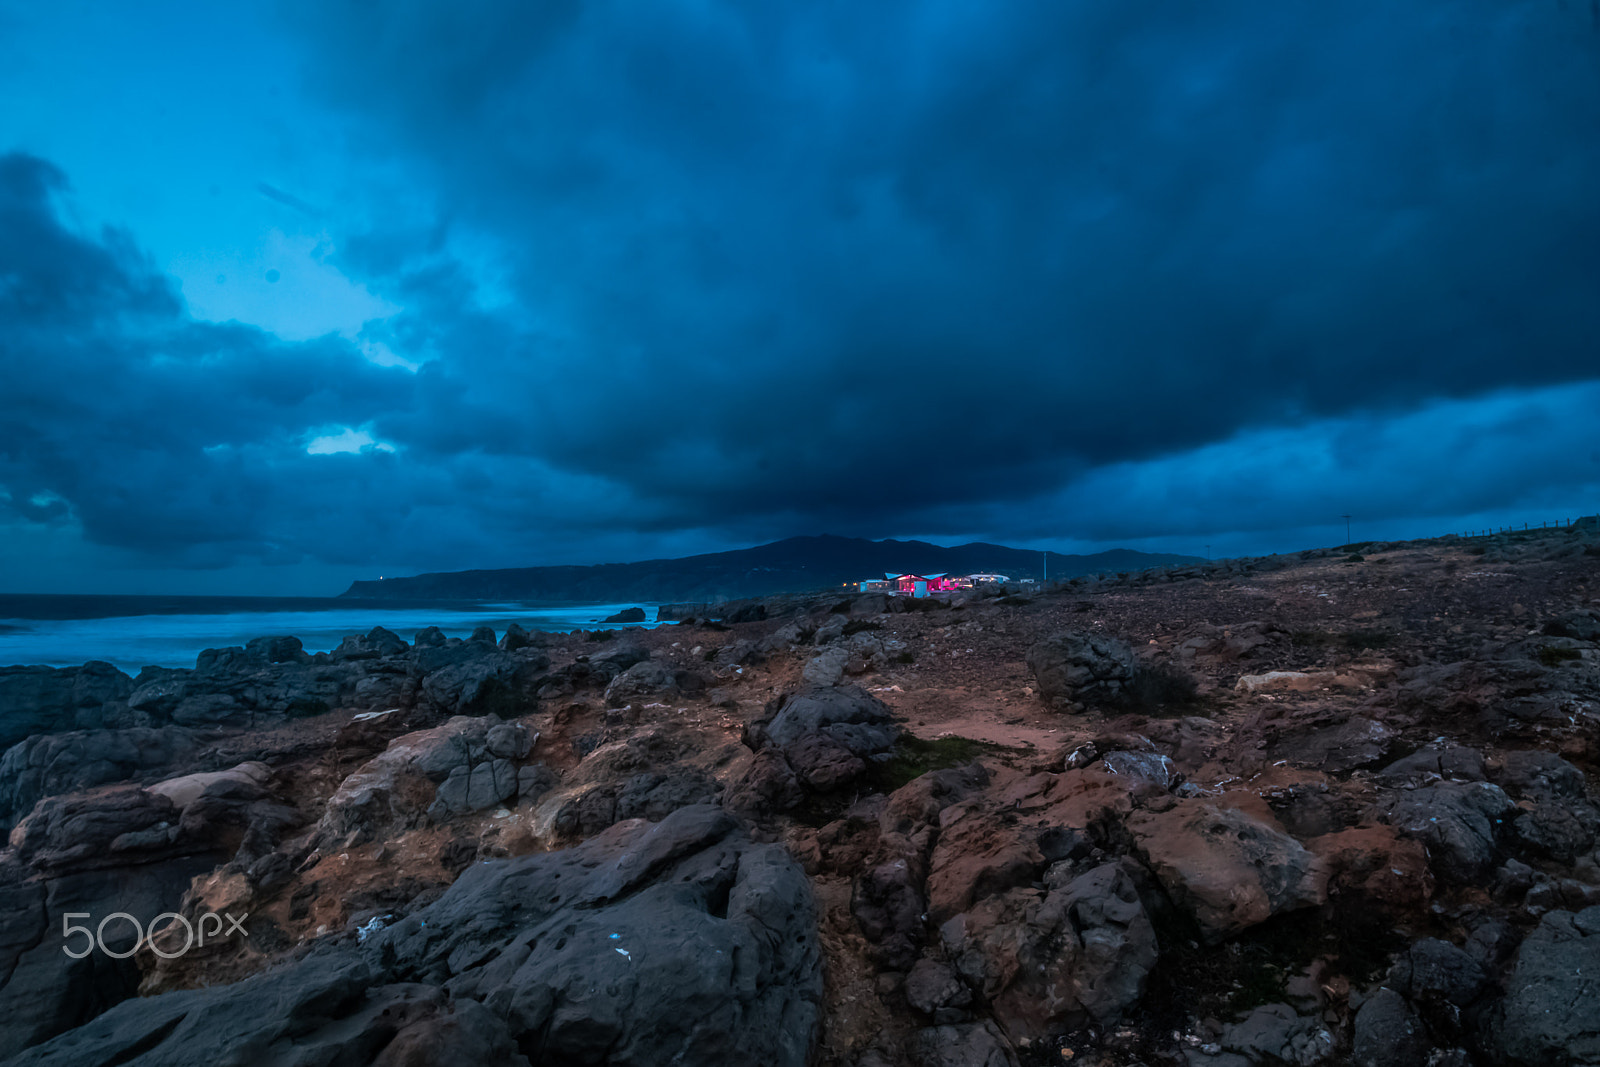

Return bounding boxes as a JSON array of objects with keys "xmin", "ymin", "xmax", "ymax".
[{"xmin": 340, "ymin": 535, "xmax": 1204, "ymax": 603}]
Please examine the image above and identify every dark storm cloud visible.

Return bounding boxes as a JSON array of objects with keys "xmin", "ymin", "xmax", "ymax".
[
  {"xmin": 0, "ymin": 153, "xmax": 418, "ymax": 566},
  {"xmin": 281, "ymin": 0, "xmax": 1600, "ymax": 540}
]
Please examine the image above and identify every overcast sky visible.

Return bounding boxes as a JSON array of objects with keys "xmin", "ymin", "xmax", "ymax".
[{"xmin": 2, "ymin": 0, "xmax": 1598, "ymax": 595}]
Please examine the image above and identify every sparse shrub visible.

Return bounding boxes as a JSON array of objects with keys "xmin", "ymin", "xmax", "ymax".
[
  {"xmin": 586, "ymin": 629, "xmax": 617, "ymax": 642},
  {"xmin": 892, "ymin": 650, "xmax": 915, "ymax": 664},
  {"xmin": 1345, "ymin": 553, "xmax": 1365, "ymax": 562},
  {"xmin": 997, "ymin": 595, "xmax": 1033, "ymax": 607},
  {"xmin": 285, "ymin": 698, "xmax": 330, "ymax": 719},
  {"xmin": 841, "ymin": 619, "xmax": 881, "ymax": 636},
  {"xmin": 1538, "ymin": 646, "xmax": 1583, "ymax": 668},
  {"xmin": 1466, "ymin": 544, "xmax": 1487, "ymax": 556},
  {"xmin": 874, "ymin": 734, "xmax": 1002, "ymax": 791},
  {"xmin": 1119, "ymin": 662, "xmax": 1199, "ymax": 714}
]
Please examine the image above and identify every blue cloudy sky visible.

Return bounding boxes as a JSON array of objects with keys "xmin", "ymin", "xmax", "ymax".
[{"xmin": 1, "ymin": 0, "xmax": 1598, "ymax": 594}]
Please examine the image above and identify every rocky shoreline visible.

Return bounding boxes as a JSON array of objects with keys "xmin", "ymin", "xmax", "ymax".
[{"xmin": 0, "ymin": 525, "xmax": 1597, "ymax": 1065}]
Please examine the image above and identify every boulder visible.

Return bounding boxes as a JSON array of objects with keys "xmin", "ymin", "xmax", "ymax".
[
  {"xmin": 914, "ymin": 1021, "xmax": 1020, "ymax": 1067},
  {"xmin": 0, "ymin": 662, "xmax": 134, "ymax": 749},
  {"xmin": 1485, "ymin": 906, "xmax": 1600, "ymax": 1065},
  {"xmin": 604, "ymin": 660, "xmax": 677, "ymax": 706},
  {"xmin": 801, "ymin": 646, "xmax": 850, "ymax": 687},
  {"xmin": 1352, "ymin": 990, "xmax": 1430, "ymax": 1067},
  {"xmin": 1380, "ymin": 781, "xmax": 1517, "ymax": 882},
  {"xmin": 603, "ymin": 606, "xmax": 648, "ymax": 624},
  {"xmin": 1218, "ymin": 1003, "xmax": 1338, "ymax": 1066},
  {"xmin": 1128, "ymin": 798, "xmax": 1328, "ymax": 943},
  {"xmin": 587, "ymin": 642, "xmax": 651, "ymax": 678},
  {"xmin": 1385, "ymin": 938, "xmax": 1487, "ymax": 1008},
  {"xmin": 938, "ymin": 862, "xmax": 1157, "ymax": 1044},
  {"xmin": 0, "ymin": 726, "xmax": 200, "ymax": 829},
  {"xmin": 1376, "ymin": 746, "xmax": 1487, "ymax": 786},
  {"xmin": 1024, "ymin": 632, "xmax": 1136, "ymax": 706}
]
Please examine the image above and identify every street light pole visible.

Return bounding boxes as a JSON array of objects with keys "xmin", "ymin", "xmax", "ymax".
[{"xmin": 1341, "ymin": 514, "xmax": 1351, "ymax": 547}]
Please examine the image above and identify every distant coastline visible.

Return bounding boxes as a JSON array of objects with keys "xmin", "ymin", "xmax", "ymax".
[{"xmin": 0, "ymin": 595, "xmax": 660, "ymax": 670}]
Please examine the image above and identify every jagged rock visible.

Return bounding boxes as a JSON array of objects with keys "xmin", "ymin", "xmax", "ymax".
[
  {"xmin": 1352, "ymin": 989, "xmax": 1430, "ymax": 1067},
  {"xmin": 319, "ymin": 717, "xmax": 517, "ymax": 843},
  {"xmin": 0, "ymin": 726, "xmax": 200, "ymax": 829},
  {"xmin": 614, "ymin": 769, "xmax": 718, "ymax": 821},
  {"xmin": 499, "ymin": 623, "xmax": 546, "ymax": 652},
  {"xmin": 1219, "ymin": 1003, "xmax": 1338, "ymax": 1065},
  {"xmin": 905, "ymin": 958, "xmax": 971, "ymax": 1016},
  {"xmin": 752, "ymin": 685, "xmax": 899, "ymax": 757},
  {"xmin": 428, "ymin": 759, "xmax": 518, "ymax": 818},
  {"xmin": 334, "ymin": 626, "xmax": 409, "ymax": 661},
  {"xmin": 1386, "ymin": 938, "xmax": 1487, "ymax": 1007},
  {"xmin": 1376, "ymin": 745, "xmax": 1486, "ymax": 786},
  {"xmin": 516, "ymin": 763, "xmax": 558, "ymax": 803},
  {"xmin": 1484, "ymin": 906, "xmax": 1600, "ymax": 1065},
  {"xmin": 1275, "ymin": 717, "xmax": 1395, "ymax": 773},
  {"xmin": 1498, "ymin": 749, "xmax": 1588, "ymax": 798},
  {"xmin": 245, "ymin": 634, "xmax": 310, "ymax": 663},
  {"xmin": 10, "ymin": 806, "xmax": 824, "ymax": 1067},
  {"xmin": 724, "ymin": 750, "xmax": 804, "ymax": 817},
  {"xmin": 1101, "ymin": 751, "xmax": 1176, "ymax": 790},
  {"xmin": 1025, "ymin": 631, "xmax": 1136, "ymax": 706},
  {"xmin": 1380, "ymin": 781, "xmax": 1518, "ymax": 882},
  {"xmin": 603, "ymin": 606, "xmax": 648, "ymax": 623},
  {"xmin": 1307, "ymin": 825, "xmax": 1434, "ymax": 912},
  {"xmin": 413, "ymin": 626, "xmax": 447, "ymax": 647},
  {"xmin": 801, "ymin": 646, "xmax": 850, "ymax": 686},
  {"xmin": 0, "ymin": 662, "xmax": 134, "ymax": 749},
  {"xmin": 485, "ymin": 723, "xmax": 534, "ymax": 760},
  {"xmin": 587, "ymin": 642, "xmax": 651, "ymax": 678},
  {"xmin": 785, "ymin": 733, "xmax": 866, "ymax": 791},
  {"xmin": 604, "ymin": 659, "xmax": 677, "ymax": 706},
  {"xmin": 939, "ymin": 862, "xmax": 1158, "ymax": 1043},
  {"xmin": 1128, "ymin": 798, "xmax": 1328, "ymax": 943},
  {"xmin": 1543, "ymin": 608, "xmax": 1600, "ymax": 642},
  {"xmin": 914, "ymin": 1021, "xmax": 1020, "ymax": 1067}
]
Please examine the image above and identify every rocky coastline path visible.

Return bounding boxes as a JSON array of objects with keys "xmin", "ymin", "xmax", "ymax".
[{"xmin": 0, "ymin": 525, "xmax": 1597, "ymax": 1065}]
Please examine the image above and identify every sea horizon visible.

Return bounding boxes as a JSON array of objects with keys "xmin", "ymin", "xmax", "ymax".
[{"xmin": 0, "ymin": 593, "xmax": 663, "ymax": 671}]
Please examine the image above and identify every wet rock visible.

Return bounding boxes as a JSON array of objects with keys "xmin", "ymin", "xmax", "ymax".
[
  {"xmin": 1485, "ymin": 906, "xmax": 1600, "ymax": 1065},
  {"xmin": 1128, "ymin": 798, "xmax": 1328, "ymax": 943},
  {"xmin": 1351, "ymin": 989, "xmax": 1430, "ymax": 1067},
  {"xmin": 1025, "ymin": 631, "xmax": 1136, "ymax": 706},
  {"xmin": 603, "ymin": 606, "xmax": 648, "ymax": 623},
  {"xmin": 1100, "ymin": 751, "xmax": 1176, "ymax": 790}
]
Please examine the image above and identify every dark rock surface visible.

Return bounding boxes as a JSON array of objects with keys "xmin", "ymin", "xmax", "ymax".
[
  {"xmin": 9, "ymin": 805, "xmax": 824, "ymax": 1067},
  {"xmin": 1025, "ymin": 631, "xmax": 1136, "ymax": 707}
]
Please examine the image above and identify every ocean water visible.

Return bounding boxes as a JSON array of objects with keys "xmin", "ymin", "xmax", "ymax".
[{"xmin": 0, "ymin": 595, "xmax": 662, "ymax": 671}]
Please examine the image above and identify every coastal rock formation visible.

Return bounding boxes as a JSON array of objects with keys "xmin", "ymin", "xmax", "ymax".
[
  {"xmin": 9, "ymin": 806, "xmax": 824, "ymax": 1067},
  {"xmin": 1, "ymin": 524, "xmax": 1598, "ymax": 1064}
]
